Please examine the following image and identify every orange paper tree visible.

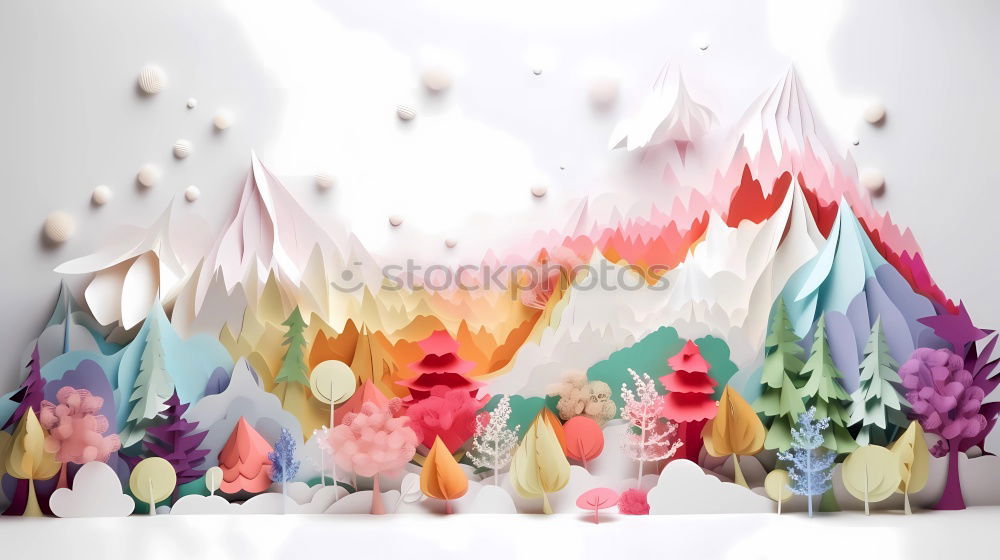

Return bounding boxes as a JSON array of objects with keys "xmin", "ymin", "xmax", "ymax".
[
  {"xmin": 218, "ymin": 417, "xmax": 273, "ymax": 495},
  {"xmin": 702, "ymin": 386, "xmax": 766, "ymax": 487},
  {"xmin": 660, "ymin": 340, "xmax": 718, "ymax": 461},
  {"xmin": 419, "ymin": 436, "xmax": 469, "ymax": 513},
  {"xmin": 562, "ymin": 416, "xmax": 604, "ymax": 470}
]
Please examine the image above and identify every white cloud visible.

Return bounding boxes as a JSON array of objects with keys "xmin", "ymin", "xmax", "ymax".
[
  {"xmin": 648, "ymin": 459, "xmax": 773, "ymax": 514},
  {"xmin": 171, "ymin": 485, "xmax": 347, "ymax": 515},
  {"xmin": 49, "ymin": 462, "xmax": 135, "ymax": 518}
]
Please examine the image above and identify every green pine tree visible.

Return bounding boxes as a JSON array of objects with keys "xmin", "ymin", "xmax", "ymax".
[
  {"xmin": 123, "ymin": 318, "xmax": 175, "ymax": 447},
  {"xmin": 754, "ymin": 299, "xmax": 807, "ymax": 451},
  {"xmin": 799, "ymin": 315, "xmax": 857, "ymax": 454},
  {"xmin": 848, "ymin": 318, "xmax": 909, "ymax": 445},
  {"xmin": 275, "ymin": 307, "xmax": 309, "ymax": 385}
]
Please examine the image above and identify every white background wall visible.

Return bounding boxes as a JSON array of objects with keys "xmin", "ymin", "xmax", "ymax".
[{"xmin": 1, "ymin": 0, "xmax": 998, "ymax": 388}]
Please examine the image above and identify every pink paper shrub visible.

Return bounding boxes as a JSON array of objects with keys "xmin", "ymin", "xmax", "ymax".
[
  {"xmin": 618, "ymin": 488, "xmax": 650, "ymax": 515},
  {"xmin": 405, "ymin": 385, "xmax": 489, "ymax": 453},
  {"xmin": 900, "ymin": 348, "xmax": 987, "ymax": 447},
  {"xmin": 329, "ymin": 401, "xmax": 418, "ymax": 478},
  {"xmin": 39, "ymin": 387, "xmax": 121, "ymax": 464}
]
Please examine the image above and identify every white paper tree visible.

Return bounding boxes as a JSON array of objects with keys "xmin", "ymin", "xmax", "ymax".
[
  {"xmin": 122, "ymin": 319, "xmax": 174, "ymax": 447},
  {"xmin": 621, "ymin": 368, "xmax": 682, "ymax": 484},
  {"xmin": 467, "ymin": 395, "xmax": 520, "ymax": 485}
]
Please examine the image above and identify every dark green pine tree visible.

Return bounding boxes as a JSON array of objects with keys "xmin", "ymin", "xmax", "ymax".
[
  {"xmin": 799, "ymin": 315, "xmax": 857, "ymax": 455},
  {"xmin": 275, "ymin": 307, "xmax": 309, "ymax": 385},
  {"xmin": 754, "ymin": 299, "xmax": 807, "ymax": 451}
]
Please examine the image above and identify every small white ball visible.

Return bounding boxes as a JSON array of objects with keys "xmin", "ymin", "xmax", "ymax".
[
  {"xmin": 137, "ymin": 65, "xmax": 166, "ymax": 95},
  {"xmin": 212, "ymin": 109, "xmax": 234, "ymax": 130},
  {"xmin": 315, "ymin": 172, "xmax": 335, "ymax": 191},
  {"xmin": 860, "ymin": 169, "xmax": 885, "ymax": 194},
  {"xmin": 852, "ymin": 138, "xmax": 860, "ymax": 146},
  {"xmin": 173, "ymin": 139, "xmax": 193, "ymax": 159},
  {"xmin": 184, "ymin": 185, "xmax": 201, "ymax": 202},
  {"xmin": 186, "ymin": 97, "xmax": 198, "ymax": 109},
  {"xmin": 43, "ymin": 211, "xmax": 75, "ymax": 244},
  {"xmin": 531, "ymin": 67, "xmax": 543, "ymax": 76},
  {"xmin": 421, "ymin": 68, "xmax": 451, "ymax": 93},
  {"xmin": 396, "ymin": 105, "xmax": 417, "ymax": 121},
  {"xmin": 863, "ymin": 103, "xmax": 886, "ymax": 124},
  {"xmin": 92, "ymin": 185, "xmax": 112, "ymax": 205},
  {"xmin": 589, "ymin": 77, "xmax": 619, "ymax": 110},
  {"xmin": 389, "ymin": 215, "xmax": 404, "ymax": 227},
  {"xmin": 136, "ymin": 164, "xmax": 161, "ymax": 188},
  {"xmin": 444, "ymin": 238, "xmax": 457, "ymax": 249},
  {"xmin": 531, "ymin": 185, "xmax": 548, "ymax": 198},
  {"xmin": 698, "ymin": 40, "xmax": 710, "ymax": 51}
]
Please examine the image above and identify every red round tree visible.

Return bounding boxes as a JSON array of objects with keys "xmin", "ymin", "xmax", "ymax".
[{"xmin": 660, "ymin": 340, "xmax": 718, "ymax": 461}]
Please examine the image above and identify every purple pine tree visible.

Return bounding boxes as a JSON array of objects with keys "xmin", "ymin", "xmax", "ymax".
[
  {"xmin": 143, "ymin": 391, "xmax": 209, "ymax": 502},
  {"xmin": 777, "ymin": 407, "xmax": 836, "ymax": 517},
  {"xmin": 2, "ymin": 344, "xmax": 46, "ymax": 431},
  {"xmin": 268, "ymin": 428, "xmax": 300, "ymax": 503}
]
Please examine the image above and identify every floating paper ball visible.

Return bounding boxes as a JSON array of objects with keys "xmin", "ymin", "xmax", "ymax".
[
  {"xmin": 531, "ymin": 67, "xmax": 543, "ymax": 76},
  {"xmin": 43, "ymin": 211, "xmax": 75, "ymax": 244},
  {"xmin": 531, "ymin": 185, "xmax": 548, "ymax": 198},
  {"xmin": 212, "ymin": 109, "xmax": 234, "ymax": 130},
  {"xmin": 698, "ymin": 40, "xmax": 710, "ymax": 51},
  {"xmin": 184, "ymin": 185, "xmax": 201, "ymax": 202},
  {"xmin": 396, "ymin": 105, "xmax": 417, "ymax": 121},
  {"xmin": 860, "ymin": 169, "xmax": 885, "ymax": 194},
  {"xmin": 589, "ymin": 77, "xmax": 619, "ymax": 110},
  {"xmin": 173, "ymin": 139, "xmax": 193, "ymax": 159},
  {"xmin": 863, "ymin": 103, "xmax": 886, "ymax": 124},
  {"xmin": 389, "ymin": 215, "xmax": 404, "ymax": 227},
  {"xmin": 852, "ymin": 138, "xmax": 860, "ymax": 146},
  {"xmin": 186, "ymin": 98, "xmax": 198, "ymax": 109},
  {"xmin": 91, "ymin": 185, "xmax": 112, "ymax": 205},
  {"xmin": 421, "ymin": 68, "xmax": 451, "ymax": 93},
  {"xmin": 137, "ymin": 65, "xmax": 166, "ymax": 95},
  {"xmin": 315, "ymin": 172, "xmax": 335, "ymax": 191},
  {"xmin": 444, "ymin": 238, "xmax": 457, "ymax": 249},
  {"xmin": 136, "ymin": 164, "xmax": 161, "ymax": 188}
]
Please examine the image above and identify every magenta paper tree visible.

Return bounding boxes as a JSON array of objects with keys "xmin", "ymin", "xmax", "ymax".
[
  {"xmin": 1, "ymin": 344, "xmax": 45, "ymax": 430},
  {"xmin": 38, "ymin": 386, "xmax": 121, "ymax": 489},
  {"xmin": 143, "ymin": 391, "xmax": 209, "ymax": 501},
  {"xmin": 329, "ymin": 401, "xmax": 418, "ymax": 514},
  {"xmin": 899, "ymin": 345, "xmax": 995, "ymax": 510},
  {"xmin": 405, "ymin": 385, "xmax": 490, "ymax": 453},
  {"xmin": 620, "ymin": 368, "xmax": 682, "ymax": 485}
]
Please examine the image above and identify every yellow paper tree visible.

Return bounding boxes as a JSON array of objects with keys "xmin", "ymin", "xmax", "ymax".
[
  {"xmin": 764, "ymin": 469, "xmax": 792, "ymax": 515},
  {"xmin": 889, "ymin": 420, "xmax": 929, "ymax": 514},
  {"xmin": 841, "ymin": 445, "xmax": 902, "ymax": 515},
  {"xmin": 702, "ymin": 386, "xmax": 766, "ymax": 487},
  {"xmin": 130, "ymin": 457, "xmax": 177, "ymax": 515},
  {"xmin": 4, "ymin": 409, "xmax": 60, "ymax": 516},
  {"xmin": 509, "ymin": 409, "xmax": 570, "ymax": 514},
  {"xmin": 420, "ymin": 436, "xmax": 469, "ymax": 513}
]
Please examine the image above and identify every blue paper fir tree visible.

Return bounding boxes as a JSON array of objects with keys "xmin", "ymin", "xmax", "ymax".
[
  {"xmin": 268, "ymin": 428, "xmax": 300, "ymax": 499},
  {"xmin": 777, "ymin": 407, "xmax": 836, "ymax": 517}
]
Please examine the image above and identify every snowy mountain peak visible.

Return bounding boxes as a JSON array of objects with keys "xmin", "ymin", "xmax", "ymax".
[{"xmin": 609, "ymin": 65, "xmax": 716, "ymax": 151}]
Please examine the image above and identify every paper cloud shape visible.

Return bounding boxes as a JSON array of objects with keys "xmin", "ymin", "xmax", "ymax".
[
  {"xmin": 49, "ymin": 462, "xmax": 135, "ymax": 518},
  {"xmin": 171, "ymin": 485, "xmax": 347, "ymax": 515},
  {"xmin": 647, "ymin": 459, "xmax": 772, "ymax": 514}
]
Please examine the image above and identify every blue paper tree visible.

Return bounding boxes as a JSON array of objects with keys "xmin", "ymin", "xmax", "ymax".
[
  {"xmin": 777, "ymin": 407, "xmax": 836, "ymax": 517},
  {"xmin": 268, "ymin": 428, "xmax": 300, "ymax": 501}
]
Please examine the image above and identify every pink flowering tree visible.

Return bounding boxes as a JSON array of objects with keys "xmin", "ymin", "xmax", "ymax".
[
  {"xmin": 899, "ymin": 346, "xmax": 993, "ymax": 510},
  {"xmin": 39, "ymin": 387, "xmax": 121, "ymax": 489},
  {"xmin": 620, "ymin": 368, "xmax": 682, "ymax": 485},
  {"xmin": 405, "ymin": 386, "xmax": 489, "ymax": 453},
  {"xmin": 328, "ymin": 401, "xmax": 418, "ymax": 514}
]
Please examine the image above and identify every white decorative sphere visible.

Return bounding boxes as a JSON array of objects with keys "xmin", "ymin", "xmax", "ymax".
[
  {"xmin": 212, "ymin": 109, "xmax": 234, "ymax": 130},
  {"xmin": 852, "ymin": 138, "xmax": 860, "ymax": 146},
  {"xmin": 43, "ymin": 211, "xmax": 75, "ymax": 243},
  {"xmin": 860, "ymin": 169, "xmax": 885, "ymax": 194},
  {"xmin": 137, "ymin": 65, "xmax": 166, "ymax": 95},
  {"xmin": 421, "ymin": 68, "xmax": 451, "ymax": 93},
  {"xmin": 186, "ymin": 97, "xmax": 198, "ymax": 109},
  {"xmin": 315, "ymin": 172, "xmax": 335, "ymax": 191},
  {"xmin": 444, "ymin": 238, "xmax": 457, "ymax": 249},
  {"xmin": 396, "ymin": 105, "xmax": 417, "ymax": 121},
  {"xmin": 698, "ymin": 40, "xmax": 710, "ymax": 51},
  {"xmin": 531, "ymin": 66, "xmax": 543, "ymax": 76},
  {"xmin": 389, "ymin": 215, "xmax": 404, "ymax": 227},
  {"xmin": 531, "ymin": 185, "xmax": 548, "ymax": 198},
  {"xmin": 136, "ymin": 164, "xmax": 161, "ymax": 188},
  {"xmin": 184, "ymin": 185, "xmax": 201, "ymax": 202},
  {"xmin": 91, "ymin": 185, "xmax": 112, "ymax": 205},
  {"xmin": 173, "ymin": 139, "xmax": 193, "ymax": 159},
  {"xmin": 589, "ymin": 77, "xmax": 619, "ymax": 110},
  {"xmin": 863, "ymin": 103, "xmax": 886, "ymax": 124}
]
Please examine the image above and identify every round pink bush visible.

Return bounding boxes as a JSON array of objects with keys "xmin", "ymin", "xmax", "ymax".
[
  {"xmin": 329, "ymin": 401, "xmax": 418, "ymax": 478},
  {"xmin": 899, "ymin": 347, "xmax": 987, "ymax": 447},
  {"xmin": 618, "ymin": 488, "xmax": 650, "ymax": 515},
  {"xmin": 39, "ymin": 386, "xmax": 120, "ymax": 464}
]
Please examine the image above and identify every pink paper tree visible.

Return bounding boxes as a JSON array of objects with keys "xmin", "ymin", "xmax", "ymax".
[
  {"xmin": 618, "ymin": 488, "xmax": 650, "ymax": 515},
  {"xmin": 899, "ymin": 346, "xmax": 992, "ymax": 510},
  {"xmin": 329, "ymin": 401, "xmax": 418, "ymax": 514},
  {"xmin": 576, "ymin": 488, "xmax": 618, "ymax": 524},
  {"xmin": 660, "ymin": 340, "xmax": 718, "ymax": 461},
  {"xmin": 405, "ymin": 385, "xmax": 489, "ymax": 453},
  {"xmin": 38, "ymin": 386, "xmax": 121, "ymax": 489},
  {"xmin": 621, "ymin": 368, "xmax": 682, "ymax": 484}
]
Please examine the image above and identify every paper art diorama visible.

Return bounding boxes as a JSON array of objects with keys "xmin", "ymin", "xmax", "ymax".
[{"xmin": 3, "ymin": 67, "xmax": 998, "ymax": 521}]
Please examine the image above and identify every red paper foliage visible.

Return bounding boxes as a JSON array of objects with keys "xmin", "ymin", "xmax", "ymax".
[
  {"xmin": 562, "ymin": 416, "xmax": 604, "ymax": 470},
  {"xmin": 405, "ymin": 385, "xmax": 489, "ymax": 453},
  {"xmin": 218, "ymin": 417, "xmax": 273, "ymax": 495}
]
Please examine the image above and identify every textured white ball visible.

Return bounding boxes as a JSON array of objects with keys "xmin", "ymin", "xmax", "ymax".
[
  {"xmin": 184, "ymin": 185, "xmax": 201, "ymax": 202},
  {"xmin": 531, "ymin": 67, "xmax": 543, "ymax": 76},
  {"xmin": 852, "ymin": 138, "xmax": 860, "ymax": 146},
  {"xmin": 421, "ymin": 68, "xmax": 451, "ymax": 93},
  {"xmin": 136, "ymin": 164, "xmax": 161, "ymax": 188},
  {"xmin": 173, "ymin": 139, "xmax": 193, "ymax": 159},
  {"xmin": 444, "ymin": 238, "xmax": 457, "ymax": 249},
  {"xmin": 530, "ymin": 185, "xmax": 548, "ymax": 198},
  {"xmin": 212, "ymin": 109, "xmax": 234, "ymax": 130},
  {"xmin": 315, "ymin": 172, "xmax": 335, "ymax": 191},
  {"xmin": 138, "ymin": 65, "xmax": 166, "ymax": 95},
  {"xmin": 186, "ymin": 97, "xmax": 198, "ymax": 109},
  {"xmin": 589, "ymin": 77, "xmax": 619, "ymax": 110},
  {"xmin": 43, "ymin": 211, "xmax": 75, "ymax": 243},
  {"xmin": 860, "ymin": 169, "xmax": 885, "ymax": 194},
  {"xmin": 388, "ymin": 215, "xmax": 404, "ymax": 227},
  {"xmin": 91, "ymin": 185, "xmax": 112, "ymax": 205},
  {"xmin": 698, "ymin": 40, "xmax": 710, "ymax": 51},
  {"xmin": 863, "ymin": 103, "xmax": 886, "ymax": 124},
  {"xmin": 396, "ymin": 105, "xmax": 417, "ymax": 121}
]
